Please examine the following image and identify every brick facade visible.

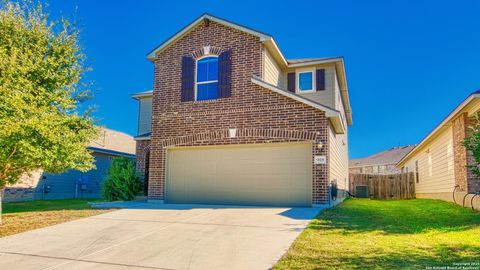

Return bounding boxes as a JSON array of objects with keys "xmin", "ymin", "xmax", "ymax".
[
  {"xmin": 146, "ymin": 20, "xmax": 330, "ymax": 204},
  {"xmin": 453, "ymin": 112, "xmax": 469, "ymax": 192},
  {"xmin": 452, "ymin": 112, "xmax": 480, "ymax": 193},
  {"xmin": 135, "ymin": 139, "xmax": 151, "ymax": 194},
  {"xmin": 135, "ymin": 140, "xmax": 151, "ymax": 178}
]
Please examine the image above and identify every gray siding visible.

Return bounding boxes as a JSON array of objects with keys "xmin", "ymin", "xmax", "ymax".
[
  {"xmin": 138, "ymin": 97, "xmax": 152, "ymax": 135},
  {"xmin": 34, "ymin": 153, "xmax": 115, "ymax": 200}
]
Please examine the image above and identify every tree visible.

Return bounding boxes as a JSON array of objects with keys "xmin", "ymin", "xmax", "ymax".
[
  {"xmin": 463, "ymin": 112, "xmax": 480, "ymax": 179},
  {"xmin": 0, "ymin": 1, "xmax": 99, "ymax": 224},
  {"xmin": 102, "ymin": 157, "xmax": 141, "ymax": 201}
]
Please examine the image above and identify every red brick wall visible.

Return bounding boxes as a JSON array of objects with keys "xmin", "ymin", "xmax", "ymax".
[
  {"xmin": 135, "ymin": 140, "xmax": 151, "ymax": 178},
  {"xmin": 135, "ymin": 139, "xmax": 151, "ymax": 194},
  {"xmin": 148, "ymin": 20, "xmax": 330, "ymax": 204}
]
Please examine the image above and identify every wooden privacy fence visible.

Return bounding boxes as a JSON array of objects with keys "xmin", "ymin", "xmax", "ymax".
[{"xmin": 349, "ymin": 173, "xmax": 416, "ymax": 199}]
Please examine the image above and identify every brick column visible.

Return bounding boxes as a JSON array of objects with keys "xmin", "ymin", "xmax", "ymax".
[
  {"xmin": 312, "ymin": 133, "xmax": 329, "ymax": 205},
  {"xmin": 467, "ymin": 116, "xmax": 480, "ymax": 193},
  {"xmin": 135, "ymin": 140, "xmax": 151, "ymax": 179},
  {"xmin": 452, "ymin": 113, "xmax": 469, "ymax": 192},
  {"xmin": 452, "ymin": 112, "xmax": 480, "ymax": 193},
  {"xmin": 148, "ymin": 145, "xmax": 166, "ymax": 201}
]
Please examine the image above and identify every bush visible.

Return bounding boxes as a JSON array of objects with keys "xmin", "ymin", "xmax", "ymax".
[{"xmin": 102, "ymin": 157, "xmax": 141, "ymax": 201}]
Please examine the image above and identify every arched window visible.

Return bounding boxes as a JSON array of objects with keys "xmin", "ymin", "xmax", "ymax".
[{"xmin": 196, "ymin": 56, "xmax": 219, "ymax": 100}]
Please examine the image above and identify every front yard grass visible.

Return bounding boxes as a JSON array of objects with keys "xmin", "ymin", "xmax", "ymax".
[
  {"xmin": 275, "ymin": 199, "xmax": 480, "ymax": 270},
  {"xmin": 1, "ymin": 199, "xmax": 111, "ymax": 238}
]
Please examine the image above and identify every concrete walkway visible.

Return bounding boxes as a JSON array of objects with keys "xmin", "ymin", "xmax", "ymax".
[{"xmin": 0, "ymin": 203, "xmax": 321, "ymax": 270}]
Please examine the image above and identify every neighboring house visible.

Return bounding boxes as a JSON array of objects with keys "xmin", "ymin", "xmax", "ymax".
[
  {"xmin": 349, "ymin": 145, "xmax": 415, "ymax": 174},
  {"xmin": 4, "ymin": 128, "xmax": 136, "ymax": 202},
  {"xmin": 132, "ymin": 13, "xmax": 352, "ymax": 207},
  {"xmin": 397, "ymin": 91, "xmax": 480, "ymax": 210}
]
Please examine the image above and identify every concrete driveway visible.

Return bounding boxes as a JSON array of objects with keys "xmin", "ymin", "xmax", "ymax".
[{"xmin": 0, "ymin": 203, "xmax": 321, "ymax": 270}]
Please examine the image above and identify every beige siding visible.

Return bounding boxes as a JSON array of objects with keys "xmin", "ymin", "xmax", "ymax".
[
  {"xmin": 334, "ymin": 72, "xmax": 348, "ymax": 128},
  {"xmin": 293, "ymin": 65, "xmax": 336, "ymax": 109},
  {"xmin": 137, "ymin": 97, "xmax": 152, "ymax": 135},
  {"xmin": 329, "ymin": 125, "xmax": 349, "ymax": 195},
  {"xmin": 404, "ymin": 126, "xmax": 455, "ymax": 193},
  {"xmin": 263, "ymin": 49, "xmax": 285, "ymax": 88}
]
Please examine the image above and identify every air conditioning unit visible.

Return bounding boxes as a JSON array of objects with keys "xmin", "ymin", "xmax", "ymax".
[{"xmin": 355, "ymin": 185, "xmax": 369, "ymax": 198}]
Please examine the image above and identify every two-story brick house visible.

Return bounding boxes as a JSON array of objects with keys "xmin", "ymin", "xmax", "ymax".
[{"xmin": 132, "ymin": 14, "xmax": 352, "ymax": 207}]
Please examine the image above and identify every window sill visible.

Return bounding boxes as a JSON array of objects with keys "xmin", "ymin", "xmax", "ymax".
[
  {"xmin": 187, "ymin": 97, "xmax": 227, "ymax": 104},
  {"xmin": 296, "ymin": 90, "xmax": 316, "ymax": 94}
]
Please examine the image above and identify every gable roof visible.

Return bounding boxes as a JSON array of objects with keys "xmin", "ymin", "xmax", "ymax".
[
  {"xmin": 89, "ymin": 128, "xmax": 136, "ymax": 156},
  {"xmin": 145, "ymin": 13, "xmax": 352, "ymax": 125},
  {"xmin": 350, "ymin": 145, "xmax": 415, "ymax": 168},
  {"xmin": 397, "ymin": 90, "xmax": 480, "ymax": 167},
  {"xmin": 146, "ymin": 13, "xmax": 286, "ymax": 63},
  {"xmin": 251, "ymin": 75, "xmax": 345, "ymax": 134}
]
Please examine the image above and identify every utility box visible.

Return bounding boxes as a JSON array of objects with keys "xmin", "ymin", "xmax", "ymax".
[{"xmin": 355, "ymin": 185, "xmax": 369, "ymax": 198}]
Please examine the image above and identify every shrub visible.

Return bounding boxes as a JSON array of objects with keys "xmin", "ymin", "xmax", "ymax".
[{"xmin": 102, "ymin": 157, "xmax": 141, "ymax": 201}]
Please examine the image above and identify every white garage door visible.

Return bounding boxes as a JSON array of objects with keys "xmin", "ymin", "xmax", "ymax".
[{"xmin": 166, "ymin": 142, "xmax": 312, "ymax": 207}]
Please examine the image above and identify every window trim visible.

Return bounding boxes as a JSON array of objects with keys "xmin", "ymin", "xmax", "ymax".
[
  {"xmin": 194, "ymin": 55, "xmax": 219, "ymax": 101},
  {"xmin": 296, "ymin": 69, "xmax": 316, "ymax": 94}
]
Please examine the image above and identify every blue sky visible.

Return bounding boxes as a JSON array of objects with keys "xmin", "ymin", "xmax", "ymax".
[{"xmin": 46, "ymin": 0, "xmax": 480, "ymax": 159}]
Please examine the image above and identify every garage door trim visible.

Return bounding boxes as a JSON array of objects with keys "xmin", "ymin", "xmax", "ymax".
[{"xmin": 165, "ymin": 141, "xmax": 312, "ymax": 206}]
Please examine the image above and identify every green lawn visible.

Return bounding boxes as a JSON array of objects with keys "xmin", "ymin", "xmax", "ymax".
[
  {"xmin": 1, "ymin": 199, "xmax": 111, "ymax": 237},
  {"xmin": 275, "ymin": 199, "xmax": 480, "ymax": 270}
]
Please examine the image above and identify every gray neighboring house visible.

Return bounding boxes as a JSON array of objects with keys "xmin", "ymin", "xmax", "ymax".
[
  {"xmin": 4, "ymin": 128, "xmax": 136, "ymax": 202},
  {"xmin": 349, "ymin": 145, "xmax": 415, "ymax": 175}
]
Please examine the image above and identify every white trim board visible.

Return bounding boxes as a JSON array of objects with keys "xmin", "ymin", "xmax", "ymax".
[{"xmin": 251, "ymin": 75, "xmax": 345, "ymax": 134}]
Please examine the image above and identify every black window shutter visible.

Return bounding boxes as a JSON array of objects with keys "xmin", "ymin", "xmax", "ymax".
[
  {"xmin": 287, "ymin": 72, "xmax": 295, "ymax": 93},
  {"xmin": 218, "ymin": 50, "xmax": 232, "ymax": 98},
  {"xmin": 181, "ymin": 56, "xmax": 195, "ymax": 101},
  {"xmin": 316, "ymin": 69, "xmax": 325, "ymax": 91}
]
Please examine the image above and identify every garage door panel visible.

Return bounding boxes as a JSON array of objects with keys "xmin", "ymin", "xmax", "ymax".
[{"xmin": 166, "ymin": 142, "xmax": 312, "ymax": 207}]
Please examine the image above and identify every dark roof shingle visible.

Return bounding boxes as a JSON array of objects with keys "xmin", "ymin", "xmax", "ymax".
[{"xmin": 350, "ymin": 145, "xmax": 416, "ymax": 168}]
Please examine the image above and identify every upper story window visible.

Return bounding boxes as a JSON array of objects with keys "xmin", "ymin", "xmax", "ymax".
[
  {"xmin": 196, "ymin": 56, "xmax": 219, "ymax": 101},
  {"xmin": 287, "ymin": 68, "xmax": 324, "ymax": 94},
  {"xmin": 297, "ymin": 71, "xmax": 314, "ymax": 93}
]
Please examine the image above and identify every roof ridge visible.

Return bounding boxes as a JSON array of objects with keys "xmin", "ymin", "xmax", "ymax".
[{"xmin": 146, "ymin": 13, "xmax": 272, "ymax": 60}]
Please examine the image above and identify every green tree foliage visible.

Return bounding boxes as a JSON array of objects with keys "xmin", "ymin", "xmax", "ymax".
[
  {"xmin": 102, "ymin": 157, "xmax": 141, "ymax": 201},
  {"xmin": 0, "ymin": 0, "xmax": 99, "ymax": 215},
  {"xmin": 463, "ymin": 112, "xmax": 480, "ymax": 178}
]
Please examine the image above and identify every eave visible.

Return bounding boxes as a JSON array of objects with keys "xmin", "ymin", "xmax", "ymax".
[
  {"xmin": 131, "ymin": 90, "xmax": 153, "ymax": 100},
  {"xmin": 287, "ymin": 58, "xmax": 352, "ymax": 125},
  {"xmin": 145, "ymin": 13, "xmax": 352, "ymax": 127},
  {"xmin": 147, "ymin": 13, "xmax": 274, "ymax": 62},
  {"xmin": 397, "ymin": 92, "xmax": 480, "ymax": 167},
  {"xmin": 251, "ymin": 75, "xmax": 345, "ymax": 134},
  {"xmin": 134, "ymin": 132, "xmax": 152, "ymax": 141},
  {"xmin": 87, "ymin": 147, "xmax": 136, "ymax": 158}
]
